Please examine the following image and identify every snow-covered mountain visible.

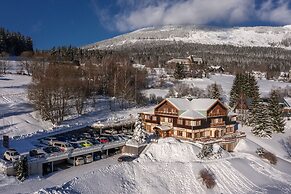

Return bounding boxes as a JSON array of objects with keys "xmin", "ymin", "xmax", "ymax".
[{"xmin": 84, "ymin": 25, "xmax": 291, "ymax": 50}]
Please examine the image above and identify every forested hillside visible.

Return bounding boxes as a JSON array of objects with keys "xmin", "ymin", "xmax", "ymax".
[{"xmin": 0, "ymin": 27, "xmax": 33, "ymax": 56}]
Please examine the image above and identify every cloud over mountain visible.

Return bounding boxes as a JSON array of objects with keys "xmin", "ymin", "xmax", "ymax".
[{"xmin": 91, "ymin": 0, "xmax": 291, "ymax": 32}]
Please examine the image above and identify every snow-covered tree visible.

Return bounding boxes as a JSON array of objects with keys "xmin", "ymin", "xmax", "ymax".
[
  {"xmin": 14, "ymin": 156, "xmax": 28, "ymax": 182},
  {"xmin": 268, "ymin": 90, "xmax": 285, "ymax": 133},
  {"xmin": 131, "ymin": 116, "xmax": 147, "ymax": 144},
  {"xmin": 207, "ymin": 82, "xmax": 222, "ymax": 99},
  {"xmin": 229, "ymin": 73, "xmax": 259, "ymax": 108},
  {"xmin": 251, "ymin": 101, "xmax": 272, "ymax": 138}
]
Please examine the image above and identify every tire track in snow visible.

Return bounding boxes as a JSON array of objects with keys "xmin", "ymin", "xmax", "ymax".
[
  {"xmin": 207, "ymin": 160, "xmax": 263, "ymax": 194},
  {"xmin": 245, "ymin": 154, "xmax": 291, "ymax": 191}
]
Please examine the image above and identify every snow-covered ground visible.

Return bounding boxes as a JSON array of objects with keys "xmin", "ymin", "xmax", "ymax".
[
  {"xmin": 30, "ymin": 137, "xmax": 291, "ymax": 194},
  {"xmin": 143, "ymin": 74, "xmax": 291, "ymax": 99},
  {"xmin": 1, "ymin": 63, "xmax": 291, "ymax": 193},
  {"xmin": 85, "ymin": 25, "xmax": 291, "ymax": 50},
  {"xmin": 0, "ymin": 74, "xmax": 53, "ymax": 137}
]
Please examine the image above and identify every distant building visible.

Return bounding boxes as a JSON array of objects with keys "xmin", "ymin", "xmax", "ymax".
[
  {"xmin": 209, "ymin": 65, "xmax": 225, "ymax": 74},
  {"xmin": 166, "ymin": 56, "xmax": 204, "ymax": 78},
  {"xmin": 282, "ymin": 97, "xmax": 291, "ymax": 117},
  {"xmin": 140, "ymin": 98, "xmax": 245, "ymax": 151},
  {"xmin": 252, "ymin": 71, "xmax": 267, "ymax": 80}
]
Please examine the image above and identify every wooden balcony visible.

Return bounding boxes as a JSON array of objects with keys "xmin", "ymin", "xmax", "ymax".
[
  {"xmin": 155, "ymin": 111, "xmax": 177, "ymax": 116},
  {"xmin": 210, "ymin": 121, "xmax": 225, "ymax": 127}
]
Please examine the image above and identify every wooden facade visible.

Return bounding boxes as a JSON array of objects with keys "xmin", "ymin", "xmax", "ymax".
[{"xmin": 141, "ymin": 98, "xmax": 241, "ymax": 151}]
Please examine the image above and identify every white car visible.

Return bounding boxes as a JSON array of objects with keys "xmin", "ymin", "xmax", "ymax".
[
  {"xmin": 83, "ymin": 155, "xmax": 93, "ymax": 164},
  {"xmin": 40, "ymin": 137, "xmax": 57, "ymax": 145},
  {"xmin": 3, "ymin": 149, "xmax": 20, "ymax": 162},
  {"xmin": 67, "ymin": 157, "xmax": 84, "ymax": 166}
]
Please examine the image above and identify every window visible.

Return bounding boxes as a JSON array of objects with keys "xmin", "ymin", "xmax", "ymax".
[
  {"xmin": 160, "ymin": 117, "xmax": 165, "ymax": 122},
  {"xmin": 200, "ymin": 132, "xmax": 204, "ymax": 137},
  {"xmin": 163, "ymin": 108, "xmax": 168, "ymax": 113},
  {"xmin": 177, "ymin": 131, "xmax": 183, "ymax": 136},
  {"xmin": 177, "ymin": 118, "xmax": 183, "ymax": 125},
  {"xmin": 186, "ymin": 132, "xmax": 192, "ymax": 138},
  {"xmin": 185, "ymin": 120, "xmax": 191, "ymax": 126},
  {"xmin": 212, "ymin": 118, "xmax": 223, "ymax": 123},
  {"xmin": 168, "ymin": 118, "xmax": 173, "ymax": 123},
  {"xmin": 196, "ymin": 120, "xmax": 201, "ymax": 126},
  {"xmin": 194, "ymin": 133, "xmax": 199, "ymax": 138},
  {"xmin": 145, "ymin": 115, "xmax": 151, "ymax": 120},
  {"xmin": 152, "ymin": 116, "xmax": 157, "ymax": 121}
]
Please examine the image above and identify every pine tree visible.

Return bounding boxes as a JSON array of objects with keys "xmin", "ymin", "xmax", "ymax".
[
  {"xmin": 207, "ymin": 82, "xmax": 222, "ymax": 99},
  {"xmin": 14, "ymin": 156, "xmax": 28, "ymax": 181},
  {"xmin": 132, "ymin": 115, "xmax": 147, "ymax": 144},
  {"xmin": 250, "ymin": 98, "xmax": 272, "ymax": 138},
  {"xmin": 229, "ymin": 73, "xmax": 260, "ymax": 108},
  {"xmin": 268, "ymin": 90, "xmax": 285, "ymax": 133},
  {"xmin": 174, "ymin": 63, "xmax": 185, "ymax": 80},
  {"xmin": 229, "ymin": 73, "xmax": 242, "ymax": 107},
  {"xmin": 247, "ymin": 73, "xmax": 260, "ymax": 99}
]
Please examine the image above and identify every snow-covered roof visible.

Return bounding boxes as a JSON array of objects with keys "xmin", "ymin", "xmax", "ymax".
[
  {"xmin": 166, "ymin": 98, "xmax": 218, "ymax": 111},
  {"xmin": 141, "ymin": 111, "xmax": 155, "ymax": 115},
  {"xmin": 228, "ymin": 111, "xmax": 237, "ymax": 117},
  {"xmin": 166, "ymin": 58, "xmax": 190, "ymax": 64},
  {"xmin": 284, "ymin": 97, "xmax": 291, "ymax": 107},
  {"xmin": 179, "ymin": 110, "xmax": 206, "ymax": 119},
  {"xmin": 155, "ymin": 125, "xmax": 171, "ymax": 131}
]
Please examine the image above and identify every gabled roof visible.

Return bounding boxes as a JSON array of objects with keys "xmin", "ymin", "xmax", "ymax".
[
  {"xmin": 179, "ymin": 110, "xmax": 206, "ymax": 119},
  {"xmin": 166, "ymin": 98, "xmax": 218, "ymax": 111}
]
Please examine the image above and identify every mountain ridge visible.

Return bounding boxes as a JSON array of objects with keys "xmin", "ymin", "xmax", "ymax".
[{"xmin": 84, "ymin": 25, "xmax": 291, "ymax": 50}]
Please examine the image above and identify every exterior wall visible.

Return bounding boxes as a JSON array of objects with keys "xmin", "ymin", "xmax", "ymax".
[
  {"xmin": 154, "ymin": 100, "xmax": 178, "ymax": 116},
  {"xmin": 29, "ymin": 162, "xmax": 43, "ymax": 176},
  {"xmin": 207, "ymin": 101, "xmax": 227, "ymax": 117}
]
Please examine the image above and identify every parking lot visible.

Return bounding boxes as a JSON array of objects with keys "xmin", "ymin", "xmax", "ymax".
[{"xmin": 2, "ymin": 123, "xmax": 134, "ymax": 176}]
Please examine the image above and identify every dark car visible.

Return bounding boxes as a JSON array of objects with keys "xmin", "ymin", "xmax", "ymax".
[
  {"xmin": 88, "ymin": 139, "xmax": 101, "ymax": 145},
  {"xmin": 29, "ymin": 149, "xmax": 46, "ymax": 158},
  {"xmin": 70, "ymin": 142, "xmax": 83, "ymax": 149},
  {"xmin": 117, "ymin": 155, "xmax": 137, "ymax": 162},
  {"xmin": 43, "ymin": 146, "xmax": 61, "ymax": 154}
]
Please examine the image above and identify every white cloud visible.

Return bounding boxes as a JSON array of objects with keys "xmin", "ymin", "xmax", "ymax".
[
  {"xmin": 93, "ymin": 0, "xmax": 291, "ymax": 32},
  {"xmin": 258, "ymin": 0, "xmax": 291, "ymax": 24}
]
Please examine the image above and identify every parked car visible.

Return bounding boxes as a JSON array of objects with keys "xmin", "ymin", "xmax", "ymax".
[
  {"xmin": 69, "ymin": 142, "xmax": 83, "ymax": 149},
  {"xmin": 40, "ymin": 137, "xmax": 57, "ymax": 145},
  {"xmin": 67, "ymin": 157, "xmax": 84, "ymax": 166},
  {"xmin": 118, "ymin": 135, "xmax": 129, "ymax": 140},
  {"xmin": 117, "ymin": 155, "xmax": 137, "ymax": 162},
  {"xmin": 43, "ymin": 146, "xmax": 61, "ymax": 155},
  {"xmin": 29, "ymin": 149, "xmax": 46, "ymax": 158},
  {"xmin": 98, "ymin": 137, "xmax": 109, "ymax": 143},
  {"xmin": 83, "ymin": 133, "xmax": 92, "ymax": 139},
  {"xmin": 78, "ymin": 140, "xmax": 93, "ymax": 147},
  {"xmin": 83, "ymin": 154, "xmax": 93, "ymax": 164},
  {"xmin": 88, "ymin": 139, "xmax": 101, "ymax": 145},
  {"xmin": 3, "ymin": 148, "xmax": 20, "ymax": 162},
  {"xmin": 51, "ymin": 141, "xmax": 74, "ymax": 152}
]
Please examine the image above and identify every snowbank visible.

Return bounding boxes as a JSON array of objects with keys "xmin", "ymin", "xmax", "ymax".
[{"xmin": 139, "ymin": 138, "xmax": 200, "ymax": 162}]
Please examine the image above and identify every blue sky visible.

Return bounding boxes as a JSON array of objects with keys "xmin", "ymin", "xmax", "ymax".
[{"xmin": 0, "ymin": 0, "xmax": 290, "ymax": 49}]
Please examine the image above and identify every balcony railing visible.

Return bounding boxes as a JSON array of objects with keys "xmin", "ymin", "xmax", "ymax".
[{"xmin": 155, "ymin": 111, "xmax": 177, "ymax": 115}]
